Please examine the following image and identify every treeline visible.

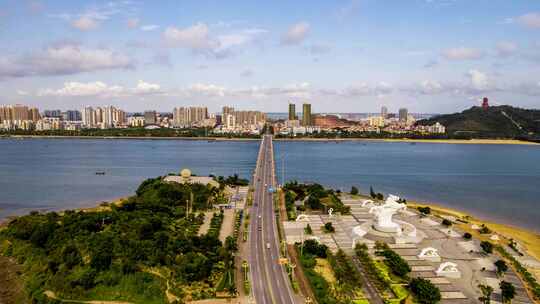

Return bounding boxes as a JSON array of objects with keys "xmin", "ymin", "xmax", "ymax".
[
  {"xmin": 298, "ymin": 240, "xmax": 363, "ymax": 303},
  {"xmin": 283, "ymin": 181, "xmax": 350, "ymax": 216},
  {"xmin": 213, "ymin": 174, "xmax": 250, "ymax": 187},
  {"xmin": 0, "ymin": 176, "xmax": 239, "ymax": 303},
  {"xmin": 0, "ymin": 127, "xmax": 261, "ymax": 139}
]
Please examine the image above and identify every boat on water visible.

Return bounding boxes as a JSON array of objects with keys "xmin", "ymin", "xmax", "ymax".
[{"xmin": 95, "ymin": 171, "xmax": 106, "ymax": 175}]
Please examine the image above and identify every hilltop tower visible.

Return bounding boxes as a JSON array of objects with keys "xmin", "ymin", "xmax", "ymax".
[{"xmin": 482, "ymin": 97, "xmax": 489, "ymax": 110}]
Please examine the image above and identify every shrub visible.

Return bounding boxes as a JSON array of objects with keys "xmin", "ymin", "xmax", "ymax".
[
  {"xmin": 480, "ymin": 241, "xmax": 493, "ymax": 254},
  {"xmin": 302, "ymin": 239, "xmax": 328, "ymax": 258},
  {"xmin": 479, "ymin": 225, "xmax": 491, "ymax": 234},
  {"xmin": 351, "ymin": 186, "xmax": 359, "ymax": 195},
  {"xmin": 463, "ymin": 232, "xmax": 472, "ymax": 239},
  {"xmin": 61, "ymin": 244, "xmax": 82, "ymax": 269},
  {"xmin": 305, "ymin": 224, "xmax": 312, "ymax": 235},
  {"xmin": 418, "ymin": 206, "xmax": 431, "ymax": 215},
  {"xmin": 381, "ymin": 249, "xmax": 411, "ymax": 278},
  {"xmin": 409, "ymin": 277, "xmax": 441, "ymax": 304},
  {"xmin": 441, "ymin": 219, "xmax": 452, "ymax": 226},
  {"xmin": 322, "ymin": 222, "xmax": 335, "ymax": 233},
  {"xmin": 500, "ymin": 281, "xmax": 516, "ymax": 303},
  {"xmin": 495, "ymin": 260, "xmax": 508, "ymax": 276}
]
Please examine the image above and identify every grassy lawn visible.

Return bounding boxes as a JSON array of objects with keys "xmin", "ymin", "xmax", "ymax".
[{"xmin": 314, "ymin": 258, "xmax": 336, "ymax": 284}]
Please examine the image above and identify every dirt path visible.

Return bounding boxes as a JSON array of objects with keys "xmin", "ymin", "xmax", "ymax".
[
  {"xmin": 197, "ymin": 211, "xmax": 215, "ymax": 236},
  {"xmin": 0, "ymin": 256, "xmax": 25, "ymax": 304},
  {"xmin": 143, "ymin": 268, "xmax": 179, "ymax": 303},
  {"xmin": 219, "ymin": 209, "xmax": 235, "ymax": 242},
  {"xmin": 44, "ymin": 291, "xmax": 132, "ymax": 304}
]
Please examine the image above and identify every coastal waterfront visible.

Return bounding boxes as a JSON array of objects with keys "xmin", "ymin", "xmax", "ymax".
[{"xmin": 1, "ymin": 138, "xmax": 540, "ymax": 232}]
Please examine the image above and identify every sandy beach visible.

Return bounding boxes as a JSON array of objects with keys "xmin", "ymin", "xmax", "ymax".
[{"xmin": 407, "ymin": 201, "xmax": 540, "ymax": 261}]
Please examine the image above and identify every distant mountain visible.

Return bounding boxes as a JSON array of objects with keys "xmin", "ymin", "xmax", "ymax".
[{"xmin": 417, "ymin": 105, "xmax": 540, "ymax": 138}]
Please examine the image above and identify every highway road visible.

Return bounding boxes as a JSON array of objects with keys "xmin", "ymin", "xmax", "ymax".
[{"xmin": 249, "ymin": 134, "xmax": 296, "ymax": 304}]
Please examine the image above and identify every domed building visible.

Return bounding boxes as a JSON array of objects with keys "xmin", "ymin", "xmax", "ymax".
[{"xmin": 163, "ymin": 168, "xmax": 219, "ymax": 188}]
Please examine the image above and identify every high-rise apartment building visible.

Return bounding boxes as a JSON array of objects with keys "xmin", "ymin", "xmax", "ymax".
[
  {"xmin": 0, "ymin": 106, "xmax": 12, "ymax": 123},
  {"xmin": 144, "ymin": 111, "xmax": 157, "ymax": 125},
  {"xmin": 220, "ymin": 106, "xmax": 266, "ymax": 129},
  {"xmin": 173, "ymin": 106, "xmax": 208, "ymax": 127},
  {"xmin": 302, "ymin": 103, "xmax": 312, "ymax": 126},
  {"xmin": 222, "ymin": 106, "xmax": 234, "ymax": 118},
  {"xmin": 225, "ymin": 112, "xmax": 236, "ymax": 129},
  {"xmin": 81, "ymin": 106, "xmax": 126, "ymax": 128},
  {"xmin": 94, "ymin": 107, "xmax": 103, "ymax": 125},
  {"xmin": 12, "ymin": 105, "xmax": 30, "ymax": 121},
  {"xmin": 82, "ymin": 107, "xmax": 94, "ymax": 127},
  {"xmin": 288, "ymin": 103, "xmax": 296, "ymax": 120},
  {"xmin": 103, "ymin": 106, "xmax": 114, "ymax": 128},
  {"xmin": 398, "ymin": 108, "xmax": 408, "ymax": 122},
  {"xmin": 0, "ymin": 105, "xmax": 25, "ymax": 122},
  {"xmin": 381, "ymin": 106, "xmax": 388, "ymax": 118},
  {"xmin": 0, "ymin": 105, "xmax": 39, "ymax": 129},
  {"xmin": 44, "ymin": 109, "xmax": 62, "ymax": 118},
  {"xmin": 29, "ymin": 108, "xmax": 41, "ymax": 122},
  {"xmin": 63, "ymin": 110, "xmax": 81, "ymax": 121}
]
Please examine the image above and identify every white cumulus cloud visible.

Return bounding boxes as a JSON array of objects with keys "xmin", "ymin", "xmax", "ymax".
[
  {"xmin": 467, "ymin": 69, "xmax": 489, "ymax": 91},
  {"xmin": 72, "ymin": 15, "xmax": 99, "ymax": 31},
  {"xmin": 442, "ymin": 47, "xmax": 484, "ymax": 60},
  {"xmin": 39, "ymin": 81, "xmax": 120, "ymax": 97},
  {"xmin": 38, "ymin": 80, "xmax": 161, "ymax": 98},
  {"xmin": 163, "ymin": 23, "xmax": 267, "ymax": 58},
  {"xmin": 0, "ymin": 43, "xmax": 133, "ymax": 79},
  {"xmin": 281, "ymin": 22, "xmax": 310, "ymax": 45},
  {"xmin": 517, "ymin": 12, "xmax": 540, "ymax": 29},
  {"xmin": 141, "ymin": 24, "xmax": 159, "ymax": 31},
  {"xmin": 163, "ymin": 23, "xmax": 218, "ymax": 50}
]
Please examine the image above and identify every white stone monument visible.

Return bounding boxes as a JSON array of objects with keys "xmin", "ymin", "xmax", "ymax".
[
  {"xmin": 369, "ymin": 194, "xmax": 407, "ymax": 233},
  {"xmin": 361, "ymin": 199, "xmax": 375, "ymax": 208},
  {"xmin": 295, "ymin": 214, "xmax": 309, "ymax": 222},
  {"xmin": 418, "ymin": 247, "xmax": 441, "ymax": 262},
  {"xmin": 435, "ymin": 262, "xmax": 461, "ymax": 279}
]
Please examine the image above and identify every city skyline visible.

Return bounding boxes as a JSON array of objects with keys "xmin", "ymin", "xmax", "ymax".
[{"xmin": 1, "ymin": 1, "xmax": 540, "ymax": 113}]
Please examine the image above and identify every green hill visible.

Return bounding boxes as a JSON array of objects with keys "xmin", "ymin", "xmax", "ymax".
[{"xmin": 417, "ymin": 105, "xmax": 540, "ymax": 139}]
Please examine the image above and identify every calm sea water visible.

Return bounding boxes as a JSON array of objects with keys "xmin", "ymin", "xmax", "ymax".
[
  {"xmin": 0, "ymin": 138, "xmax": 258, "ymax": 218},
  {"xmin": 275, "ymin": 141, "xmax": 540, "ymax": 232},
  {"xmin": 1, "ymin": 138, "xmax": 539, "ymax": 231}
]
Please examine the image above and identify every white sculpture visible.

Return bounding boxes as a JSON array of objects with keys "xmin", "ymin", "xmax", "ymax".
[
  {"xmin": 369, "ymin": 194, "xmax": 407, "ymax": 233},
  {"xmin": 328, "ymin": 208, "xmax": 334, "ymax": 217},
  {"xmin": 295, "ymin": 214, "xmax": 309, "ymax": 222},
  {"xmin": 306, "ymin": 236, "xmax": 320, "ymax": 242},
  {"xmin": 435, "ymin": 262, "xmax": 461, "ymax": 279},
  {"xmin": 418, "ymin": 247, "xmax": 441, "ymax": 262},
  {"xmin": 361, "ymin": 199, "xmax": 375, "ymax": 208}
]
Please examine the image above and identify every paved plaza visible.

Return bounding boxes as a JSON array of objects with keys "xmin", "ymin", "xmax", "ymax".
[{"xmin": 283, "ymin": 195, "xmax": 534, "ymax": 304}]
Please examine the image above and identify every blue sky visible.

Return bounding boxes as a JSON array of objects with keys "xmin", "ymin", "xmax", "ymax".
[{"xmin": 0, "ymin": 0, "xmax": 539, "ymax": 113}]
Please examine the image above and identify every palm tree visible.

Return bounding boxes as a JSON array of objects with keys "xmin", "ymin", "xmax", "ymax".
[
  {"xmin": 494, "ymin": 260, "xmax": 508, "ymax": 277},
  {"xmin": 478, "ymin": 284, "xmax": 493, "ymax": 304},
  {"xmin": 500, "ymin": 281, "xmax": 516, "ymax": 303}
]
